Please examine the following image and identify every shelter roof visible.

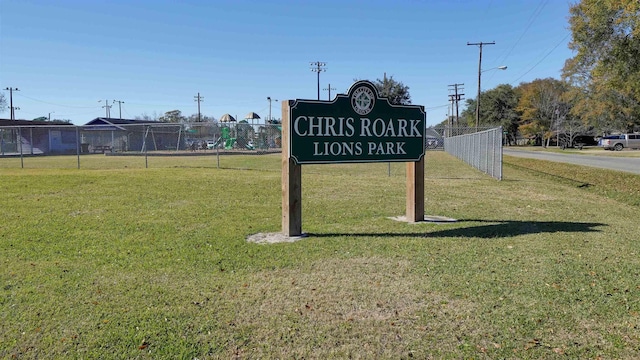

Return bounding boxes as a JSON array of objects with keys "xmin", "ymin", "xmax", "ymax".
[
  {"xmin": 83, "ymin": 117, "xmax": 158, "ymax": 131},
  {"xmin": 0, "ymin": 118, "xmax": 63, "ymax": 127}
]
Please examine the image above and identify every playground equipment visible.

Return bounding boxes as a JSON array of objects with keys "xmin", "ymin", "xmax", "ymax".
[{"xmin": 220, "ymin": 127, "xmax": 236, "ymax": 150}]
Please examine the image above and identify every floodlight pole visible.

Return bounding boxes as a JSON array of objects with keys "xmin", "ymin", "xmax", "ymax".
[
  {"xmin": 267, "ymin": 96, "xmax": 278, "ymax": 121},
  {"xmin": 113, "ymin": 100, "xmax": 124, "ymax": 120},
  {"xmin": 310, "ymin": 61, "xmax": 326, "ymax": 100}
]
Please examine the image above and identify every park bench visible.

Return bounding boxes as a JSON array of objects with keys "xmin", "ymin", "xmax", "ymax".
[{"xmin": 92, "ymin": 145, "xmax": 112, "ymax": 153}]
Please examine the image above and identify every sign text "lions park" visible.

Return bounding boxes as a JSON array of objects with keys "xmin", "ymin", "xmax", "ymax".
[{"xmin": 288, "ymin": 81, "xmax": 426, "ymax": 164}]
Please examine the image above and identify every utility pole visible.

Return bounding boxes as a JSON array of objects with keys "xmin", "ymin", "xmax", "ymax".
[
  {"xmin": 113, "ymin": 100, "xmax": 124, "ymax": 120},
  {"xmin": 194, "ymin": 93, "xmax": 204, "ymax": 122},
  {"xmin": 467, "ymin": 41, "xmax": 495, "ymax": 130},
  {"xmin": 99, "ymin": 99, "xmax": 112, "ymax": 118},
  {"xmin": 448, "ymin": 83, "xmax": 464, "ymax": 127},
  {"xmin": 4, "ymin": 87, "xmax": 19, "ymax": 120},
  {"xmin": 447, "ymin": 94, "xmax": 455, "ymax": 137},
  {"xmin": 310, "ymin": 61, "xmax": 326, "ymax": 100},
  {"xmin": 323, "ymin": 83, "xmax": 336, "ymax": 100},
  {"xmin": 49, "ymin": 112, "xmax": 54, "ymax": 121}
]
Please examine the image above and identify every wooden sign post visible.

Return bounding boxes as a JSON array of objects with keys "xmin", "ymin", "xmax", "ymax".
[
  {"xmin": 282, "ymin": 81, "xmax": 426, "ymax": 236},
  {"xmin": 281, "ymin": 101, "xmax": 303, "ymax": 236}
]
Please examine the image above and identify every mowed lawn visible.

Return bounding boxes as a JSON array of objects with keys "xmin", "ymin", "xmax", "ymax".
[{"xmin": 1, "ymin": 152, "xmax": 639, "ymax": 359}]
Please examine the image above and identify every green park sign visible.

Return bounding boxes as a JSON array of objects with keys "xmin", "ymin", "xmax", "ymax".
[{"xmin": 288, "ymin": 81, "xmax": 426, "ymax": 164}]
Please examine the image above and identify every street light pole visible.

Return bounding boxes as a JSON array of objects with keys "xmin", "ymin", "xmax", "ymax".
[{"xmin": 49, "ymin": 112, "xmax": 54, "ymax": 121}]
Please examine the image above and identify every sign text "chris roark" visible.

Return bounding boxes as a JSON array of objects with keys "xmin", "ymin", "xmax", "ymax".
[{"xmin": 293, "ymin": 115, "xmax": 423, "ymax": 157}]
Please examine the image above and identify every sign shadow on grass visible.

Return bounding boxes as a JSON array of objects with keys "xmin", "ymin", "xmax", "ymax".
[{"xmin": 307, "ymin": 220, "xmax": 606, "ymax": 239}]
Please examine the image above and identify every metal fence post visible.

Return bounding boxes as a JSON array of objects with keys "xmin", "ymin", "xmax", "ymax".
[
  {"xmin": 76, "ymin": 126, "xmax": 81, "ymax": 169},
  {"xmin": 18, "ymin": 127, "xmax": 24, "ymax": 168}
]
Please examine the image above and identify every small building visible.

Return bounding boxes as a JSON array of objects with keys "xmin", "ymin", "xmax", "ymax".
[
  {"xmin": 1, "ymin": 118, "xmax": 184, "ymax": 155},
  {"xmin": 0, "ymin": 118, "xmax": 77, "ymax": 155}
]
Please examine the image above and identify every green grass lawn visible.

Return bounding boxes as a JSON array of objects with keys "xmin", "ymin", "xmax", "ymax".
[{"xmin": 1, "ymin": 152, "xmax": 639, "ymax": 358}]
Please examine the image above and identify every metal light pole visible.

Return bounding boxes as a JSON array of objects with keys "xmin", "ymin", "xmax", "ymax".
[
  {"xmin": 49, "ymin": 112, "xmax": 54, "ymax": 121},
  {"xmin": 310, "ymin": 61, "xmax": 326, "ymax": 100},
  {"xmin": 267, "ymin": 97, "xmax": 278, "ymax": 121},
  {"xmin": 113, "ymin": 100, "xmax": 124, "ymax": 120}
]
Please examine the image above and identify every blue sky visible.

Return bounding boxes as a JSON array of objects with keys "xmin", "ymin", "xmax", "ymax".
[{"xmin": 1, "ymin": 0, "xmax": 574, "ymax": 126}]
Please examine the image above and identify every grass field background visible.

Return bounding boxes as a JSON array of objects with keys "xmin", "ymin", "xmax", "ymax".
[{"xmin": 1, "ymin": 151, "xmax": 639, "ymax": 358}]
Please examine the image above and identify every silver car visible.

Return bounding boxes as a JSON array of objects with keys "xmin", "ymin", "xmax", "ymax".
[{"xmin": 601, "ymin": 134, "xmax": 640, "ymax": 151}]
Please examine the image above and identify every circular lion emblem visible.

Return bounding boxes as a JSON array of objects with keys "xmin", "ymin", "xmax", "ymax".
[{"xmin": 351, "ymin": 86, "xmax": 375, "ymax": 115}]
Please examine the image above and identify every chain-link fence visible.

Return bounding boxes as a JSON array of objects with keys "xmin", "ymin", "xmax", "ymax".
[
  {"xmin": 2, "ymin": 122, "xmax": 502, "ymax": 179},
  {"xmin": 443, "ymin": 127, "xmax": 503, "ymax": 180},
  {"xmin": 0, "ymin": 122, "xmax": 283, "ymax": 169}
]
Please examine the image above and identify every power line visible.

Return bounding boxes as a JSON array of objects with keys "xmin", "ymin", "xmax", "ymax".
[
  {"xmin": 510, "ymin": 33, "xmax": 570, "ymax": 85},
  {"xmin": 493, "ymin": 0, "xmax": 549, "ymax": 70},
  {"xmin": 15, "ymin": 93, "xmax": 97, "ymax": 108},
  {"xmin": 425, "ymin": 103, "xmax": 450, "ymax": 110}
]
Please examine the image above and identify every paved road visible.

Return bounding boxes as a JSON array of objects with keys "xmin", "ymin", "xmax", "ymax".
[{"xmin": 503, "ymin": 148, "xmax": 640, "ymax": 175}]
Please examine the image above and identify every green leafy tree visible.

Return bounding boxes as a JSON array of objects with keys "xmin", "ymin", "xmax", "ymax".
[
  {"xmin": 31, "ymin": 116, "xmax": 71, "ymax": 124},
  {"xmin": 50, "ymin": 119, "xmax": 72, "ymax": 124},
  {"xmin": 0, "ymin": 94, "xmax": 7, "ymax": 114},
  {"xmin": 159, "ymin": 110, "xmax": 186, "ymax": 123},
  {"xmin": 563, "ymin": 0, "xmax": 640, "ymax": 132},
  {"xmin": 460, "ymin": 99, "xmax": 476, "ymax": 127},
  {"xmin": 460, "ymin": 84, "xmax": 520, "ymax": 142},
  {"xmin": 135, "ymin": 112, "xmax": 161, "ymax": 121},
  {"xmin": 487, "ymin": 85, "xmax": 520, "ymax": 144},
  {"xmin": 187, "ymin": 114, "xmax": 216, "ymax": 123},
  {"xmin": 516, "ymin": 78, "xmax": 571, "ymax": 146},
  {"xmin": 0, "ymin": 93, "xmax": 9, "ymax": 113},
  {"xmin": 0, "ymin": 93, "xmax": 6, "ymax": 114},
  {"xmin": 373, "ymin": 74, "xmax": 411, "ymax": 105}
]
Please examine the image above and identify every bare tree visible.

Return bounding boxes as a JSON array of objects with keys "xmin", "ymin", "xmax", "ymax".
[{"xmin": 0, "ymin": 93, "xmax": 6, "ymax": 114}]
